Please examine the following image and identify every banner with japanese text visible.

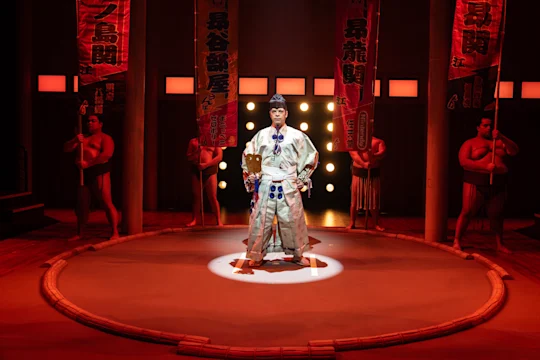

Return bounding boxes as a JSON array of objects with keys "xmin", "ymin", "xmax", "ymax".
[
  {"xmin": 332, "ymin": 0, "xmax": 379, "ymax": 152},
  {"xmin": 77, "ymin": 0, "xmax": 130, "ymax": 116},
  {"xmin": 196, "ymin": 0, "xmax": 238, "ymax": 148},
  {"xmin": 447, "ymin": 0, "xmax": 504, "ymax": 112}
]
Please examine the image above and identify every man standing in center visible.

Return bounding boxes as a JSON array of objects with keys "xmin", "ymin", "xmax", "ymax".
[{"xmin": 242, "ymin": 94, "xmax": 319, "ymax": 267}]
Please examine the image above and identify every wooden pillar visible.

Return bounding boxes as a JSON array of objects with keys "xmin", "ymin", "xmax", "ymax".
[
  {"xmin": 122, "ymin": 0, "xmax": 147, "ymax": 234},
  {"xmin": 425, "ymin": 0, "xmax": 452, "ymax": 242},
  {"xmin": 17, "ymin": 0, "xmax": 33, "ymax": 193},
  {"xmin": 143, "ymin": 15, "xmax": 158, "ymax": 211}
]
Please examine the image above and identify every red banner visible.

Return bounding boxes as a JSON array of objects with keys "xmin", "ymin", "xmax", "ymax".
[
  {"xmin": 332, "ymin": 0, "xmax": 379, "ymax": 152},
  {"xmin": 447, "ymin": 0, "xmax": 504, "ymax": 112},
  {"xmin": 77, "ymin": 0, "xmax": 130, "ymax": 115},
  {"xmin": 196, "ymin": 0, "xmax": 238, "ymax": 148}
]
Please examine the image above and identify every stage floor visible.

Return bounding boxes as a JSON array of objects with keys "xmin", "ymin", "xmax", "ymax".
[
  {"xmin": 1, "ymin": 209, "xmax": 539, "ymax": 359},
  {"xmin": 57, "ymin": 228, "xmax": 492, "ymax": 347}
]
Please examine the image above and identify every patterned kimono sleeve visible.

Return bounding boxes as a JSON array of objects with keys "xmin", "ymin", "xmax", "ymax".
[
  {"xmin": 296, "ymin": 133, "xmax": 319, "ymax": 184},
  {"xmin": 241, "ymin": 133, "xmax": 258, "ymax": 193}
]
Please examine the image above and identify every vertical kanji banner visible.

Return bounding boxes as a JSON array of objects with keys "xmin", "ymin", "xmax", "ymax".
[
  {"xmin": 77, "ymin": 0, "xmax": 130, "ymax": 116},
  {"xmin": 447, "ymin": 0, "xmax": 505, "ymax": 112},
  {"xmin": 332, "ymin": 0, "xmax": 379, "ymax": 152},
  {"xmin": 196, "ymin": 0, "xmax": 238, "ymax": 148}
]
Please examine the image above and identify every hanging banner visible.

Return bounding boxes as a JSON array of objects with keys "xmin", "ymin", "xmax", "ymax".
[
  {"xmin": 447, "ymin": 0, "xmax": 505, "ymax": 112},
  {"xmin": 77, "ymin": 0, "xmax": 130, "ymax": 115},
  {"xmin": 196, "ymin": 0, "xmax": 238, "ymax": 148},
  {"xmin": 332, "ymin": 0, "xmax": 379, "ymax": 152}
]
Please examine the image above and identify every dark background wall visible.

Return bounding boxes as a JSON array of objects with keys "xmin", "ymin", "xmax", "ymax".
[{"xmin": 11, "ymin": 0, "xmax": 540, "ymax": 217}]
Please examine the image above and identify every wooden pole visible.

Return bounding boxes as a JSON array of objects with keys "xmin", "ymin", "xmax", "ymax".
[
  {"xmin": 365, "ymin": 0, "xmax": 382, "ymax": 230},
  {"xmin": 425, "ymin": 0, "xmax": 451, "ymax": 242},
  {"xmin": 194, "ymin": 0, "xmax": 204, "ymax": 226},
  {"xmin": 122, "ymin": 0, "xmax": 146, "ymax": 234},
  {"xmin": 78, "ymin": 113, "xmax": 84, "ymax": 186},
  {"xmin": 490, "ymin": 0, "xmax": 508, "ymax": 185},
  {"xmin": 17, "ymin": 0, "xmax": 33, "ymax": 192}
]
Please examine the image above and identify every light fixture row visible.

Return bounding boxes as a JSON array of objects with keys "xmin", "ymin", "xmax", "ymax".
[
  {"xmin": 39, "ymin": 76, "xmax": 540, "ymax": 99},
  {"xmin": 245, "ymin": 102, "xmax": 335, "ymax": 112}
]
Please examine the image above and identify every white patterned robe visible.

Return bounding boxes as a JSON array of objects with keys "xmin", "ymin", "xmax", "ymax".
[{"xmin": 241, "ymin": 124, "xmax": 319, "ymax": 262}]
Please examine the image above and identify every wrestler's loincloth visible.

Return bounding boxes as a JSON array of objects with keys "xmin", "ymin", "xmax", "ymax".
[
  {"xmin": 463, "ymin": 170, "xmax": 506, "ymax": 198},
  {"xmin": 352, "ymin": 166, "xmax": 380, "ymax": 178},
  {"xmin": 191, "ymin": 164, "xmax": 218, "ymax": 182},
  {"xmin": 351, "ymin": 165, "xmax": 381, "ymax": 210},
  {"xmin": 81, "ymin": 162, "xmax": 111, "ymax": 186}
]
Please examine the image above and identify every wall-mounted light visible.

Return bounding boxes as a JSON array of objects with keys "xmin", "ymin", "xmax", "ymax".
[
  {"xmin": 38, "ymin": 75, "xmax": 66, "ymax": 92},
  {"xmin": 165, "ymin": 77, "xmax": 194, "ymax": 94},
  {"xmin": 326, "ymin": 142, "xmax": 333, "ymax": 151},
  {"xmin": 326, "ymin": 163, "xmax": 335, "ymax": 172},
  {"xmin": 327, "ymin": 102, "xmax": 334, "ymax": 111}
]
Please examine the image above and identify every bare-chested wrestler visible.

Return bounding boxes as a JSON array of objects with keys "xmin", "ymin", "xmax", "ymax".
[
  {"xmin": 63, "ymin": 114, "xmax": 119, "ymax": 240},
  {"xmin": 453, "ymin": 116, "xmax": 519, "ymax": 253},
  {"xmin": 186, "ymin": 137, "xmax": 224, "ymax": 226},
  {"xmin": 347, "ymin": 123, "xmax": 386, "ymax": 230}
]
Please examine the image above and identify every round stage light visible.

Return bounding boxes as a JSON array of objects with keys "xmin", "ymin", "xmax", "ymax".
[
  {"xmin": 327, "ymin": 102, "xmax": 334, "ymax": 111},
  {"xmin": 246, "ymin": 142, "xmax": 250, "ymax": 148},
  {"xmin": 246, "ymin": 122, "xmax": 255, "ymax": 130},
  {"xmin": 326, "ymin": 183, "xmax": 335, "ymax": 192},
  {"xmin": 221, "ymin": 147, "xmax": 227, "ymax": 150},
  {"xmin": 301, "ymin": 185, "xmax": 308, "ymax": 192},
  {"xmin": 327, "ymin": 122, "xmax": 333, "ymax": 132},
  {"xmin": 300, "ymin": 103, "xmax": 309, "ymax": 111},
  {"xmin": 218, "ymin": 181, "xmax": 227, "ymax": 189},
  {"xmin": 219, "ymin": 161, "xmax": 227, "ymax": 170},
  {"xmin": 326, "ymin": 163, "xmax": 335, "ymax": 172},
  {"xmin": 326, "ymin": 142, "xmax": 333, "ymax": 151},
  {"xmin": 246, "ymin": 102, "xmax": 255, "ymax": 111},
  {"xmin": 300, "ymin": 122, "xmax": 309, "ymax": 131}
]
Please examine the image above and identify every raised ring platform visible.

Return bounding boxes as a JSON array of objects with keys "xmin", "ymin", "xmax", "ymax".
[{"xmin": 40, "ymin": 225, "xmax": 509, "ymax": 359}]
